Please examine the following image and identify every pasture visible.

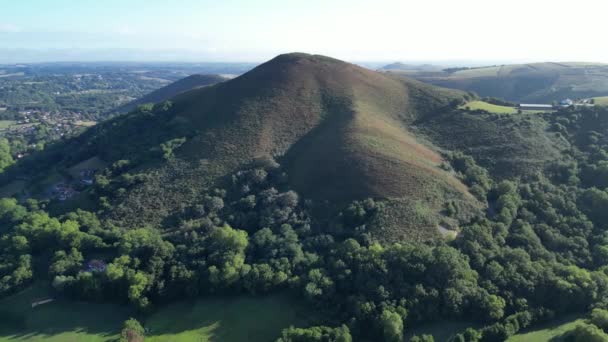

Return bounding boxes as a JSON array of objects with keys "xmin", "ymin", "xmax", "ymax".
[
  {"xmin": 74, "ymin": 121, "xmax": 97, "ymax": 127},
  {"xmin": 507, "ymin": 314, "xmax": 585, "ymax": 342},
  {"xmin": 460, "ymin": 100, "xmax": 517, "ymax": 114},
  {"xmin": 145, "ymin": 294, "xmax": 312, "ymax": 341},
  {"xmin": 594, "ymin": 96, "xmax": 608, "ymax": 106},
  {"xmin": 0, "ymin": 120, "xmax": 16, "ymax": 129},
  {"xmin": 0, "ymin": 283, "xmax": 310, "ymax": 342}
]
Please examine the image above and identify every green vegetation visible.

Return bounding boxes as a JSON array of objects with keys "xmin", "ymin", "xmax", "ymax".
[
  {"xmin": 507, "ymin": 315, "xmax": 585, "ymax": 341},
  {"xmin": 3, "ymin": 54, "xmax": 608, "ymax": 342},
  {"xmin": 146, "ymin": 294, "xmax": 311, "ymax": 342},
  {"xmin": 405, "ymin": 321, "xmax": 480, "ymax": 341},
  {"xmin": 0, "ymin": 121, "xmax": 16, "ymax": 129},
  {"xmin": 0, "ymin": 282, "xmax": 130, "ymax": 342},
  {"xmin": 460, "ymin": 100, "xmax": 517, "ymax": 114},
  {"xmin": 7, "ymin": 53, "xmax": 479, "ymax": 236},
  {"xmin": 0, "ymin": 283, "xmax": 308, "ymax": 342},
  {"xmin": 418, "ymin": 108, "xmax": 567, "ymax": 178}
]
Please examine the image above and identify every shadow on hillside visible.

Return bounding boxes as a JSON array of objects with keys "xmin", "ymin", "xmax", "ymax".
[
  {"xmin": 142, "ymin": 293, "xmax": 313, "ymax": 342},
  {"xmin": 0, "ymin": 297, "xmax": 131, "ymax": 341}
]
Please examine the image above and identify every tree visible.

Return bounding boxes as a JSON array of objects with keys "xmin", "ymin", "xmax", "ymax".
[
  {"xmin": 591, "ymin": 308, "xmax": 608, "ymax": 331},
  {"xmin": 0, "ymin": 138, "xmax": 14, "ymax": 172},
  {"xmin": 206, "ymin": 225, "xmax": 249, "ymax": 287},
  {"xmin": 480, "ymin": 294, "xmax": 506, "ymax": 321},
  {"xmin": 567, "ymin": 323, "xmax": 608, "ymax": 342},
  {"xmin": 276, "ymin": 325, "xmax": 352, "ymax": 342},
  {"xmin": 380, "ymin": 309, "xmax": 404, "ymax": 342},
  {"xmin": 120, "ymin": 318, "xmax": 145, "ymax": 342}
]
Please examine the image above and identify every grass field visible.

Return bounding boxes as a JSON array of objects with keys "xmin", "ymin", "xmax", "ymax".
[
  {"xmin": 594, "ymin": 96, "xmax": 608, "ymax": 106},
  {"xmin": 460, "ymin": 101, "xmax": 517, "ymax": 114},
  {"xmin": 507, "ymin": 314, "xmax": 585, "ymax": 342},
  {"xmin": 0, "ymin": 283, "xmax": 129, "ymax": 342},
  {"xmin": 74, "ymin": 121, "xmax": 97, "ymax": 127},
  {"xmin": 0, "ymin": 283, "xmax": 311, "ymax": 342},
  {"xmin": 145, "ymin": 294, "xmax": 311, "ymax": 341},
  {"xmin": 0, "ymin": 120, "xmax": 17, "ymax": 129}
]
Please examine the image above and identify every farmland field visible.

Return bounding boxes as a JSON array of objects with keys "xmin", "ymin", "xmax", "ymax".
[
  {"xmin": 74, "ymin": 121, "xmax": 97, "ymax": 127},
  {"xmin": 460, "ymin": 100, "xmax": 517, "ymax": 114},
  {"xmin": 507, "ymin": 314, "xmax": 585, "ymax": 342},
  {"xmin": 0, "ymin": 120, "xmax": 16, "ymax": 129},
  {"xmin": 0, "ymin": 283, "xmax": 311, "ymax": 342},
  {"xmin": 594, "ymin": 96, "xmax": 608, "ymax": 106}
]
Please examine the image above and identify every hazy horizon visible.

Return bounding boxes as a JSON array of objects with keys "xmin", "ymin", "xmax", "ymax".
[{"xmin": 2, "ymin": 0, "xmax": 608, "ymax": 65}]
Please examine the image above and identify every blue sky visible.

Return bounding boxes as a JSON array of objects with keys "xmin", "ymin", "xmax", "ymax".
[{"xmin": 1, "ymin": 0, "xmax": 608, "ymax": 63}]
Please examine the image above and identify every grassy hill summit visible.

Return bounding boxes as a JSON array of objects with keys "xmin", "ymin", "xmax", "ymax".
[
  {"xmin": 386, "ymin": 61, "xmax": 608, "ymax": 103},
  {"xmin": 116, "ymin": 73, "xmax": 228, "ymax": 113},
  {"xmin": 169, "ymin": 52, "xmax": 469, "ymax": 201}
]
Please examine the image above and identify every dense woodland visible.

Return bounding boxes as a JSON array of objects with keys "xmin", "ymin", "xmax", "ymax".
[{"xmin": 2, "ymin": 100, "xmax": 608, "ymax": 341}]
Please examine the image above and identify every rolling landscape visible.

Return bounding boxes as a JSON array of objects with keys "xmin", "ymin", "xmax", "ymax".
[
  {"xmin": 3, "ymin": 1, "xmax": 608, "ymax": 341},
  {"xmin": 390, "ymin": 62, "xmax": 608, "ymax": 103}
]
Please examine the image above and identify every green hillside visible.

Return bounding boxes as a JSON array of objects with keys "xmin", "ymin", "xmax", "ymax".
[
  {"xmin": 6, "ymin": 53, "xmax": 481, "ymax": 238},
  {"xmin": 459, "ymin": 100, "xmax": 517, "ymax": 114},
  {"xmin": 507, "ymin": 315, "xmax": 585, "ymax": 342},
  {"xmin": 2, "ymin": 53, "xmax": 608, "ymax": 342},
  {"xmin": 390, "ymin": 62, "xmax": 608, "ymax": 103},
  {"xmin": 417, "ymin": 109, "xmax": 568, "ymax": 178}
]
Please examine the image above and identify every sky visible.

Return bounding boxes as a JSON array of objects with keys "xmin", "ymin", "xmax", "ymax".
[{"xmin": 1, "ymin": 0, "xmax": 607, "ymax": 63}]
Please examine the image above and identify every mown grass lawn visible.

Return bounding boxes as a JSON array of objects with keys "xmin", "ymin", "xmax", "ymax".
[
  {"xmin": 460, "ymin": 101, "xmax": 517, "ymax": 114},
  {"xmin": 0, "ymin": 283, "xmax": 311, "ymax": 342},
  {"xmin": 507, "ymin": 314, "xmax": 585, "ymax": 342}
]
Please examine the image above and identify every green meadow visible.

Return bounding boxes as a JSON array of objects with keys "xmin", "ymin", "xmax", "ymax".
[
  {"xmin": 460, "ymin": 100, "xmax": 518, "ymax": 114},
  {"xmin": 593, "ymin": 96, "xmax": 608, "ymax": 106},
  {"xmin": 507, "ymin": 315, "xmax": 585, "ymax": 342},
  {"xmin": 0, "ymin": 283, "xmax": 311, "ymax": 342}
]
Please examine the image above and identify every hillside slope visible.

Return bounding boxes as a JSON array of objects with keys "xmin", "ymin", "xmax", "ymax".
[
  {"xmin": 116, "ymin": 74, "xmax": 227, "ymax": 113},
  {"xmin": 391, "ymin": 62, "xmax": 608, "ymax": 102},
  {"xmin": 5, "ymin": 53, "xmax": 482, "ymax": 239}
]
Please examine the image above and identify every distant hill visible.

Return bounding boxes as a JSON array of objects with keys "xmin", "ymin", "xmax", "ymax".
[
  {"xmin": 379, "ymin": 62, "xmax": 442, "ymax": 72},
  {"xmin": 389, "ymin": 62, "xmax": 608, "ymax": 103},
  {"xmin": 116, "ymin": 74, "xmax": 228, "ymax": 113}
]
